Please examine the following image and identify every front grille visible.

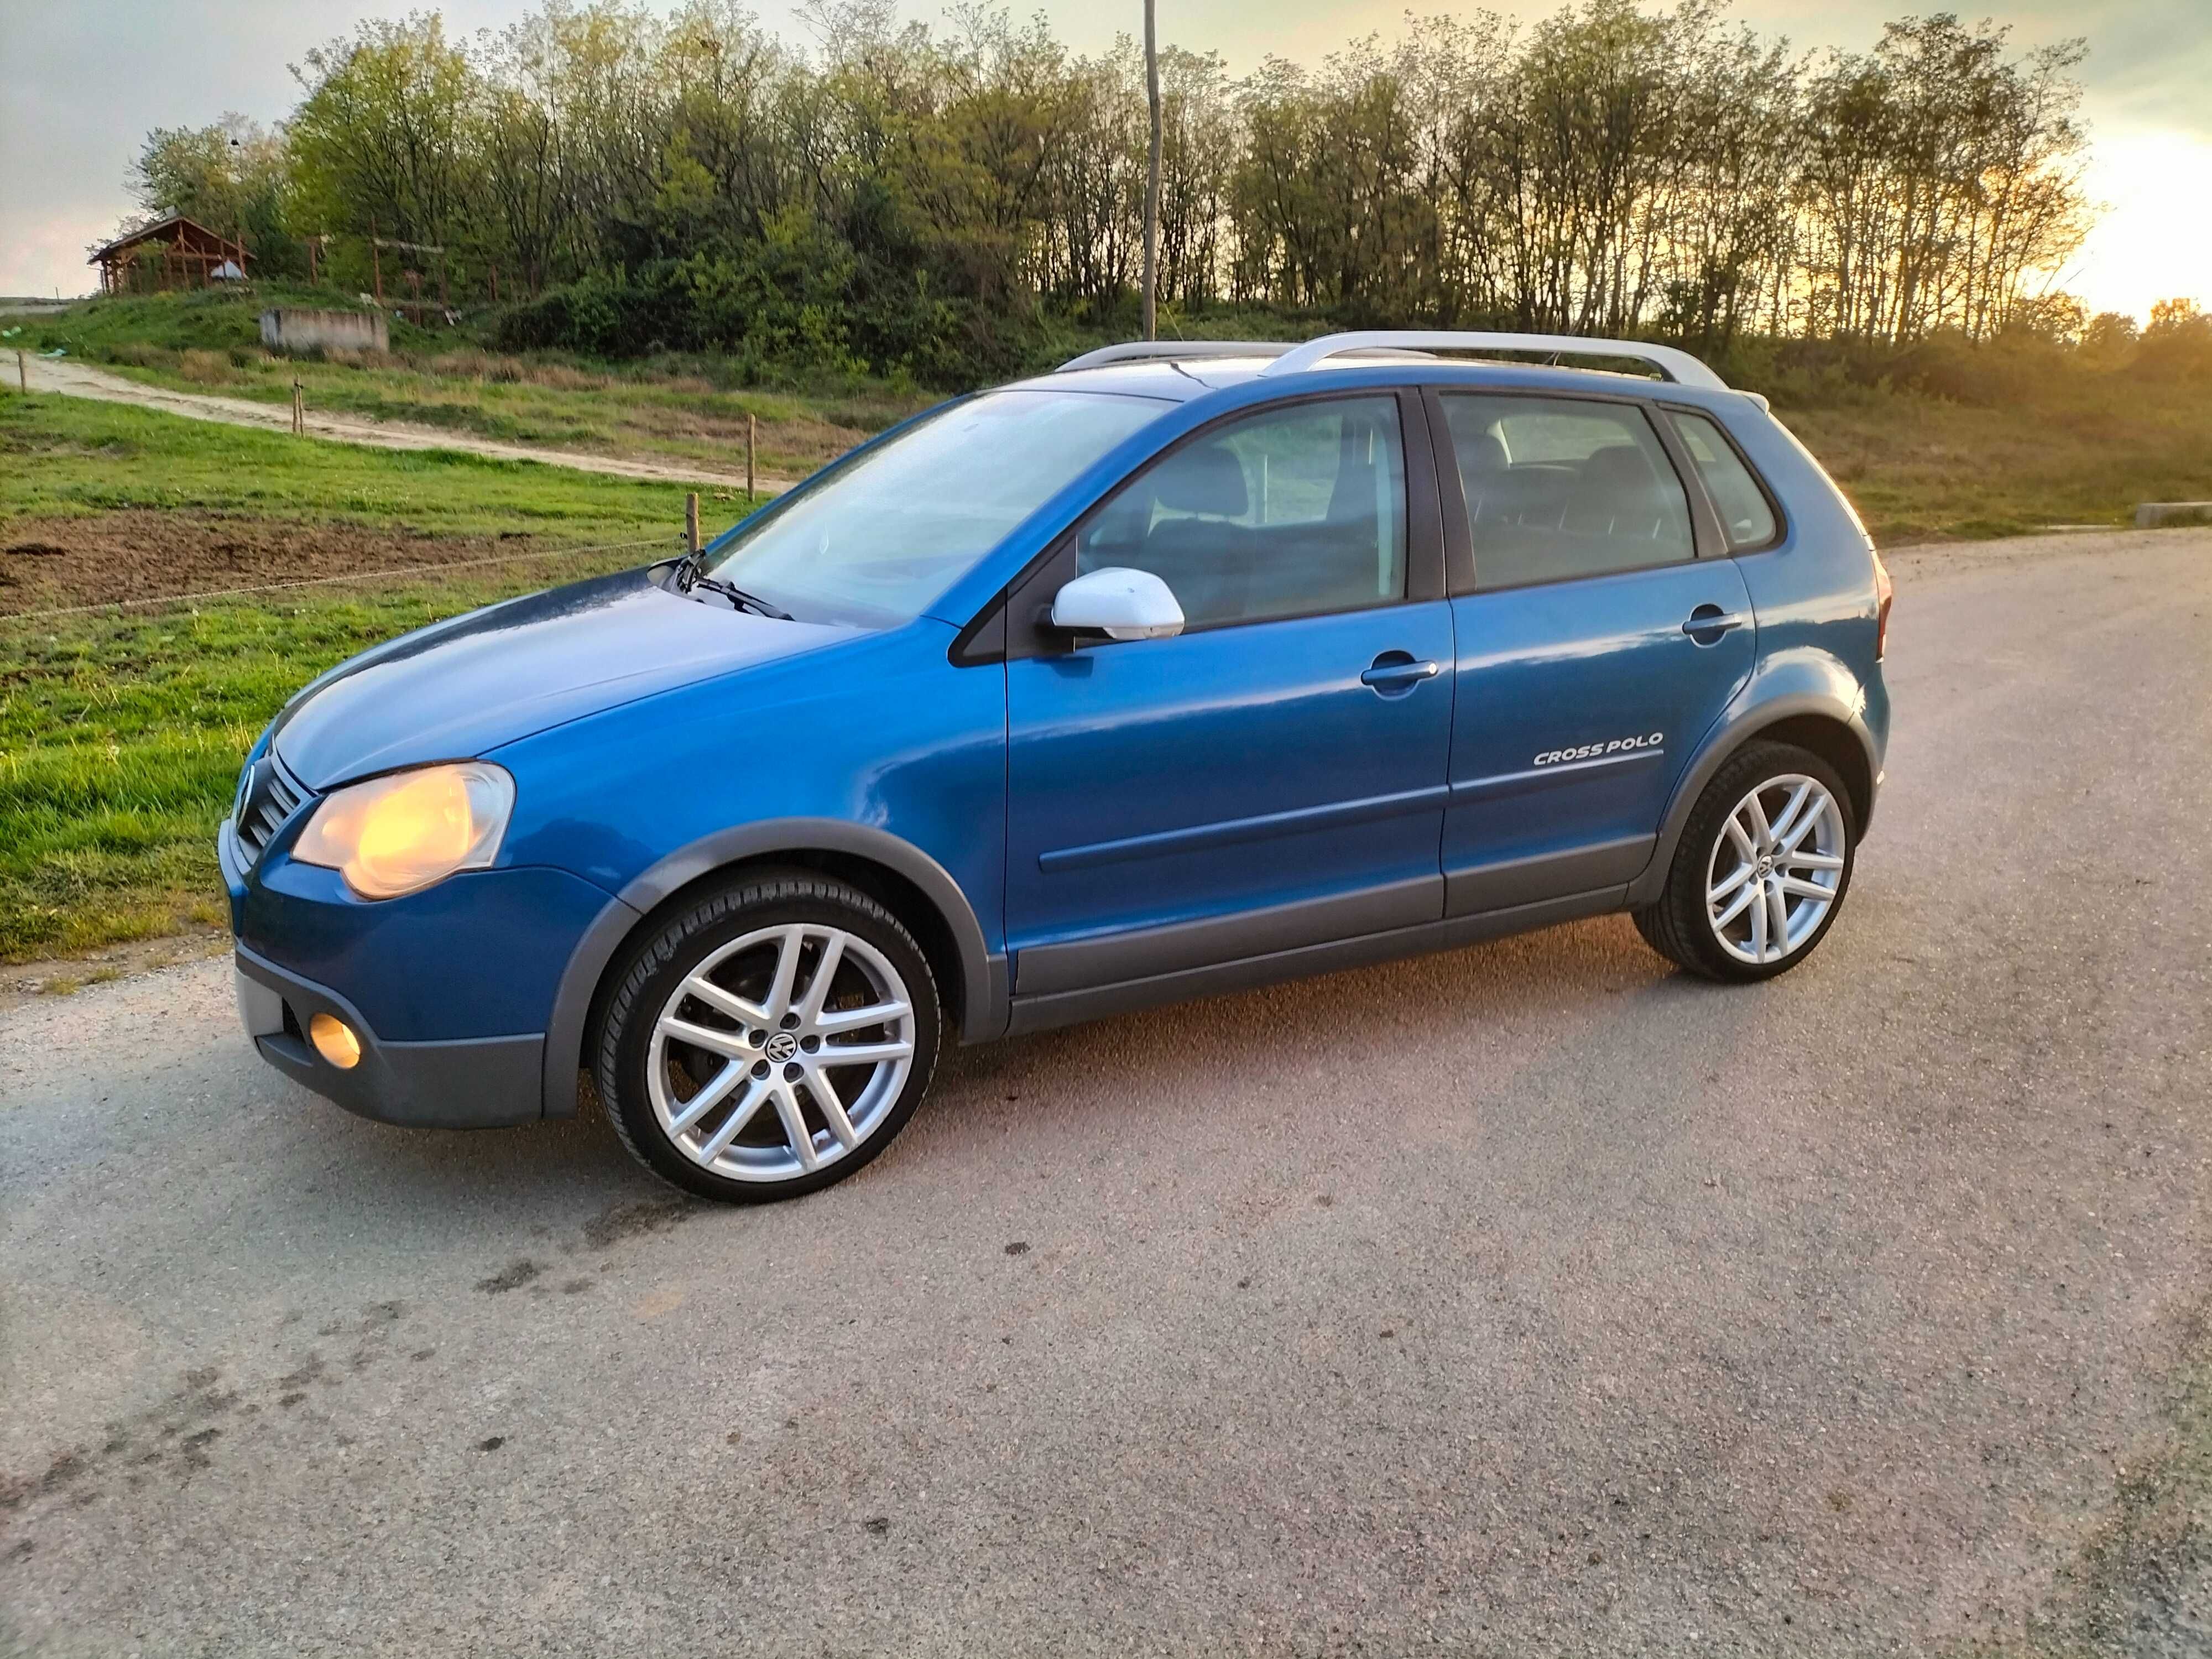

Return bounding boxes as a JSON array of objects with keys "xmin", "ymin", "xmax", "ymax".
[{"xmin": 234, "ymin": 754, "xmax": 310, "ymax": 869}]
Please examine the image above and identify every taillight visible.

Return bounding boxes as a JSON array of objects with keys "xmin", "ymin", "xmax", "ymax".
[{"xmin": 1871, "ymin": 547, "xmax": 1893, "ymax": 660}]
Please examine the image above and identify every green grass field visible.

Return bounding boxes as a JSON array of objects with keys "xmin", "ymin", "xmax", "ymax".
[
  {"xmin": 1, "ymin": 388, "xmax": 739, "ymax": 539},
  {"xmin": 1, "ymin": 569, "xmax": 656, "ymax": 961},
  {"xmin": 1, "ymin": 392, "xmax": 754, "ymax": 962}
]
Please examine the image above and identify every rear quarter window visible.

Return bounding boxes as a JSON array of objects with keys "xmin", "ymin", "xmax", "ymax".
[{"xmin": 1671, "ymin": 410, "xmax": 1780, "ymax": 551}]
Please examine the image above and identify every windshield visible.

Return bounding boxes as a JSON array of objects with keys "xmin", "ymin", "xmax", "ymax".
[{"xmin": 701, "ymin": 389, "xmax": 1168, "ymax": 625}]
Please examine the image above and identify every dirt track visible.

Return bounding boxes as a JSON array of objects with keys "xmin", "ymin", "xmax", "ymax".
[
  {"xmin": 0, "ymin": 510, "xmax": 666, "ymax": 615},
  {"xmin": 15, "ymin": 354, "xmax": 796, "ymax": 492}
]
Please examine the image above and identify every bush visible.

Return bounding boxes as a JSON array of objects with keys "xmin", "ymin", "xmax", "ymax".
[
  {"xmin": 1890, "ymin": 331, "xmax": 2071, "ymax": 406},
  {"xmin": 105, "ymin": 342, "xmax": 176, "ymax": 369},
  {"xmin": 176, "ymin": 348, "xmax": 231, "ymax": 385},
  {"xmin": 2136, "ymin": 303, "xmax": 2212, "ymax": 383},
  {"xmin": 493, "ymin": 209, "xmax": 984, "ymax": 387}
]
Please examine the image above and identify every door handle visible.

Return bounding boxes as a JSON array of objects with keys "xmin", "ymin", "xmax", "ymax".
[
  {"xmin": 1361, "ymin": 656, "xmax": 1442, "ymax": 690},
  {"xmin": 1681, "ymin": 606, "xmax": 1747, "ymax": 643}
]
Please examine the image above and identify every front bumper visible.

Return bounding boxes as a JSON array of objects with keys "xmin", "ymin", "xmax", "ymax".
[{"xmin": 234, "ymin": 942, "xmax": 545, "ymax": 1129}]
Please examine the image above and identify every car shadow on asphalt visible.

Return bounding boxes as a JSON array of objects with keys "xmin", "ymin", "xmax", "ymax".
[{"xmin": 268, "ymin": 912, "xmax": 1741, "ymax": 1243}]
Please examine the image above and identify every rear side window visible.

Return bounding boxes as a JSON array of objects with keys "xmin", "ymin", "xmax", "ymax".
[
  {"xmin": 1671, "ymin": 410, "xmax": 1778, "ymax": 550},
  {"xmin": 1439, "ymin": 395, "xmax": 1693, "ymax": 590},
  {"xmin": 1076, "ymin": 395, "xmax": 1406, "ymax": 629}
]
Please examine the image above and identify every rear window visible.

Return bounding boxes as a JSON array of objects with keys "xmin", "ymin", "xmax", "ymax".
[
  {"xmin": 1672, "ymin": 410, "xmax": 1778, "ymax": 550},
  {"xmin": 1439, "ymin": 394, "xmax": 1694, "ymax": 590}
]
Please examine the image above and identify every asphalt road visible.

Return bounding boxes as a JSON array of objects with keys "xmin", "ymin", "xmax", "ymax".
[{"xmin": 4, "ymin": 529, "xmax": 2210, "ymax": 1657}]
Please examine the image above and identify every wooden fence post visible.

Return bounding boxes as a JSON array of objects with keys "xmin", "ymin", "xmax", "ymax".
[
  {"xmin": 292, "ymin": 378, "xmax": 305, "ymax": 435},
  {"xmin": 15, "ymin": 351, "xmax": 25, "ymax": 394},
  {"xmin": 747, "ymin": 414, "xmax": 757, "ymax": 498},
  {"xmin": 686, "ymin": 492, "xmax": 701, "ymax": 558}
]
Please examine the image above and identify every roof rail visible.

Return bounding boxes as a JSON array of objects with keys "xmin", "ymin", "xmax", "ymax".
[
  {"xmin": 1055, "ymin": 340, "xmax": 1292, "ymax": 372},
  {"xmin": 1258, "ymin": 331, "xmax": 1729, "ymax": 391}
]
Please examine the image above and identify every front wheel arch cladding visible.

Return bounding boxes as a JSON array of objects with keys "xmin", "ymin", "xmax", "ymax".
[{"xmin": 541, "ymin": 819, "xmax": 1005, "ymax": 1119}]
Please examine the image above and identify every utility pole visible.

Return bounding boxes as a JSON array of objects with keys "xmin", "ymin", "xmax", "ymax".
[{"xmin": 1141, "ymin": 0, "xmax": 1161, "ymax": 342}]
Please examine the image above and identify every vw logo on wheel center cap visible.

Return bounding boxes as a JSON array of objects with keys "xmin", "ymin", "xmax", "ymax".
[{"xmin": 765, "ymin": 1031, "xmax": 800, "ymax": 1062}]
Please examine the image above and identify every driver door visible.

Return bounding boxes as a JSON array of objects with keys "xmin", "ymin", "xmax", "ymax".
[{"xmin": 1002, "ymin": 392, "xmax": 1455, "ymax": 999}]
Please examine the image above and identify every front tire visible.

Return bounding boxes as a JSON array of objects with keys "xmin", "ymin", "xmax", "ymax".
[
  {"xmin": 1633, "ymin": 740, "xmax": 1856, "ymax": 983},
  {"xmin": 594, "ymin": 870, "xmax": 941, "ymax": 1203}
]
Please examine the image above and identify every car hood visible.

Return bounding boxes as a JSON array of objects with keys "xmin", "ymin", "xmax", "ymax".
[{"xmin": 272, "ymin": 570, "xmax": 850, "ymax": 789}]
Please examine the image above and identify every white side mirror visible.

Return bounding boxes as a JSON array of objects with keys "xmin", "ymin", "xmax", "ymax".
[{"xmin": 1049, "ymin": 566, "xmax": 1186, "ymax": 642}]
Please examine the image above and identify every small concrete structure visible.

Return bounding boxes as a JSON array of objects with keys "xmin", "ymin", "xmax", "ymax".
[
  {"xmin": 258, "ymin": 307, "xmax": 388, "ymax": 355},
  {"xmin": 2135, "ymin": 502, "xmax": 2212, "ymax": 529}
]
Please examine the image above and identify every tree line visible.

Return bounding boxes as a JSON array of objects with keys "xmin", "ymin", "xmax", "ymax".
[{"xmin": 123, "ymin": 0, "xmax": 2107, "ymax": 383}]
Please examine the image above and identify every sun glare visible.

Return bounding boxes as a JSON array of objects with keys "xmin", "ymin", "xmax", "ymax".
[{"xmin": 2071, "ymin": 129, "xmax": 2212, "ymax": 324}]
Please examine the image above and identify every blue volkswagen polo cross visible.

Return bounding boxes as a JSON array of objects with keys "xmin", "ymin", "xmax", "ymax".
[{"xmin": 223, "ymin": 331, "xmax": 1892, "ymax": 1202}]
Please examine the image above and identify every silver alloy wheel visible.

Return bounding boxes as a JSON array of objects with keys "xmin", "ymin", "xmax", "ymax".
[
  {"xmin": 646, "ymin": 923, "xmax": 916, "ymax": 1183},
  {"xmin": 1704, "ymin": 773, "xmax": 1846, "ymax": 966}
]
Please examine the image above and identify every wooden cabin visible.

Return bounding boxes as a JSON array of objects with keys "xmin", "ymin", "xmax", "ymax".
[{"xmin": 88, "ymin": 216, "xmax": 251, "ymax": 295}]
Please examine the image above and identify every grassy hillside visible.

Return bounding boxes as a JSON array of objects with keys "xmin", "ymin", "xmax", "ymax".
[
  {"xmin": 22, "ymin": 289, "xmax": 2212, "ymax": 545},
  {"xmin": 18, "ymin": 288, "xmax": 930, "ymax": 480},
  {"xmin": 1776, "ymin": 377, "xmax": 2212, "ymax": 543}
]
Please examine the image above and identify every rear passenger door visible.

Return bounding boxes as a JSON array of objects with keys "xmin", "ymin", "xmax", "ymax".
[{"xmin": 1433, "ymin": 391, "xmax": 1757, "ymax": 913}]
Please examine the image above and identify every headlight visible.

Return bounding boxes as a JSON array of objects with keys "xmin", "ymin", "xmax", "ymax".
[{"xmin": 293, "ymin": 762, "xmax": 515, "ymax": 900}]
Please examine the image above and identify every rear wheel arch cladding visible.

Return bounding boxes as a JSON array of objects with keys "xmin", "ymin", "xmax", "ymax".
[{"xmin": 1630, "ymin": 695, "xmax": 1876, "ymax": 906}]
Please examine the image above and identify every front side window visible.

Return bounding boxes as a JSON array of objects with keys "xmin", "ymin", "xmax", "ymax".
[
  {"xmin": 1441, "ymin": 394, "xmax": 1694, "ymax": 590},
  {"xmin": 1075, "ymin": 395, "xmax": 1407, "ymax": 630},
  {"xmin": 704, "ymin": 390, "xmax": 1166, "ymax": 625},
  {"xmin": 1672, "ymin": 409, "xmax": 1779, "ymax": 550}
]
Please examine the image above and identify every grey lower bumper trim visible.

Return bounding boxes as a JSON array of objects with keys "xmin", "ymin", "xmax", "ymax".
[{"xmin": 235, "ymin": 946, "xmax": 545, "ymax": 1129}]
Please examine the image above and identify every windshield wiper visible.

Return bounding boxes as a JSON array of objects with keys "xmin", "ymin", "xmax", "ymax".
[{"xmin": 665, "ymin": 551, "xmax": 792, "ymax": 620}]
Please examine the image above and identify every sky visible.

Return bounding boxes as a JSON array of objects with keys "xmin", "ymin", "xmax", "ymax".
[{"xmin": 3, "ymin": 0, "xmax": 2206, "ymax": 319}]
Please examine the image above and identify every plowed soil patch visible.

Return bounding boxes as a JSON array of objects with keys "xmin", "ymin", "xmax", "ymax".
[{"xmin": 0, "ymin": 511, "xmax": 550, "ymax": 614}]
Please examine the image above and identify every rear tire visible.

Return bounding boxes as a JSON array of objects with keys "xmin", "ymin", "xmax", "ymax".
[
  {"xmin": 594, "ymin": 870, "xmax": 941, "ymax": 1203},
  {"xmin": 1634, "ymin": 740, "xmax": 1856, "ymax": 983}
]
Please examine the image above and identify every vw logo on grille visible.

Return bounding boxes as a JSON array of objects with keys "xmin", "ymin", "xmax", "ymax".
[{"xmin": 764, "ymin": 1031, "xmax": 800, "ymax": 1062}]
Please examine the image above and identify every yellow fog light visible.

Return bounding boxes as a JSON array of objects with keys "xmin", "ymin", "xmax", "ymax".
[{"xmin": 310, "ymin": 1012, "xmax": 362, "ymax": 1070}]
